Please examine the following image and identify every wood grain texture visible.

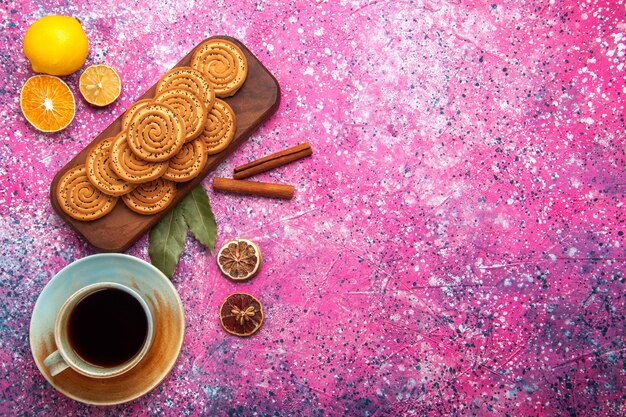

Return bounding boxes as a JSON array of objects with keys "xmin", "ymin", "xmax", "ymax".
[{"xmin": 49, "ymin": 36, "xmax": 280, "ymax": 252}]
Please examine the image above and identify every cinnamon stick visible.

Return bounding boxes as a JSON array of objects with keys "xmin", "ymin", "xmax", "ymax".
[
  {"xmin": 233, "ymin": 142, "xmax": 313, "ymax": 179},
  {"xmin": 213, "ymin": 177, "xmax": 295, "ymax": 199}
]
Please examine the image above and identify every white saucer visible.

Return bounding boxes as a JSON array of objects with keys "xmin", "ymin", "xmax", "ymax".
[{"xmin": 29, "ymin": 254, "xmax": 185, "ymax": 406}]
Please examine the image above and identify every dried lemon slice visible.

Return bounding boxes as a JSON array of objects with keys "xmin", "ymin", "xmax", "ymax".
[
  {"xmin": 79, "ymin": 64, "xmax": 122, "ymax": 106},
  {"xmin": 219, "ymin": 293, "xmax": 264, "ymax": 337},
  {"xmin": 217, "ymin": 238, "xmax": 262, "ymax": 281}
]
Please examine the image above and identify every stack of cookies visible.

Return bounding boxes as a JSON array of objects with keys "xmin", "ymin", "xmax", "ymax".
[{"xmin": 57, "ymin": 39, "xmax": 247, "ymax": 221}]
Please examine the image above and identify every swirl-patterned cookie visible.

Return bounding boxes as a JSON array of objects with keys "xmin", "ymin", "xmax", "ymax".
[
  {"xmin": 126, "ymin": 102, "xmax": 185, "ymax": 162},
  {"xmin": 122, "ymin": 178, "xmax": 176, "ymax": 215},
  {"xmin": 57, "ymin": 165, "xmax": 118, "ymax": 221},
  {"xmin": 156, "ymin": 67, "xmax": 215, "ymax": 109},
  {"xmin": 198, "ymin": 99, "xmax": 236, "ymax": 155},
  {"xmin": 154, "ymin": 88, "xmax": 207, "ymax": 142},
  {"xmin": 110, "ymin": 131, "xmax": 169, "ymax": 183},
  {"xmin": 85, "ymin": 138, "xmax": 136, "ymax": 196},
  {"xmin": 191, "ymin": 39, "xmax": 248, "ymax": 97},
  {"xmin": 122, "ymin": 99, "xmax": 152, "ymax": 131},
  {"xmin": 163, "ymin": 138, "xmax": 207, "ymax": 182}
]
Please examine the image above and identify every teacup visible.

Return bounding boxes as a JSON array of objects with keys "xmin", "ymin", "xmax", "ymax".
[{"xmin": 43, "ymin": 282, "xmax": 154, "ymax": 378}]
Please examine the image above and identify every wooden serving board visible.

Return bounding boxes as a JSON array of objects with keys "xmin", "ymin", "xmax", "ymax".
[{"xmin": 49, "ymin": 36, "xmax": 280, "ymax": 252}]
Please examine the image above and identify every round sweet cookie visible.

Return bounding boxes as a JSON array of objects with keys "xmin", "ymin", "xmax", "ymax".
[
  {"xmin": 162, "ymin": 138, "xmax": 207, "ymax": 182},
  {"xmin": 85, "ymin": 137, "xmax": 136, "ymax": 196},
  {"xmin": 122, "ymin": 99, "xmax": 153, "ymax": 131},
  {"xmin": 156, "ymin": 66, "xmax": 215, "ymax": 110},
  {"xmin": 56, "ymin": 165, "xmax": 118, "ymax": 221},
  {"xmin": 122, "ymin": 178, "xmax": 176, "ymax": 215},
  {"xmin": 110, "ymin": 131, "xmax": 169, "ymax": 184},
  {"xmin": 191, "ymin": 39, "xmax": 248, "ymax": 97},
  {"xmin": 198, "ymin": 99, "xmax": 236, "ymax": 155},
  {"xmin": 154, "ymin": 88, "xmax": 207, "ymax": 142},
  {"xmin": 126, "ymin": 102, "xmax": 185, "ymax": 162}
]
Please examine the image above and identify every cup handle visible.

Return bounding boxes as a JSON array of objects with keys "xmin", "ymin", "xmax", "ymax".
[{"xmin": 43, "ymin": 350, "xmax": 69, "ymax": 376}]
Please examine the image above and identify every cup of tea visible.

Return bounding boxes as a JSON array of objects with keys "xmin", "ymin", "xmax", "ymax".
[{"xmin": 42, "ymin": 282, "xmax": 154, "ymax": 378}]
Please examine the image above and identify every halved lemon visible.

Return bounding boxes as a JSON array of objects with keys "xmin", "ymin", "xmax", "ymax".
[
  {"xmin": 79, "ymin": 64, "xmax": 122, "ymax": 106},
  {"xmin": 217, "ymin": 238, "xmax": 262, "ymax": 281},
  {"xmin": 20, "ymin": 75, "xmax": 75, "ymax": 132}
]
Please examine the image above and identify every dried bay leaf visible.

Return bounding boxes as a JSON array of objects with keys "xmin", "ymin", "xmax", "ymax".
[
  {"xmin": 149, "ymin": 185, "xmax": 218, "ymax": 278},
  {"xmin": 149, "ymin": 204, "xmax": 187, "ymax": 279},
  {"xmin": 179, "ymin": 185, "xmax": 217, "ymax": 253}
]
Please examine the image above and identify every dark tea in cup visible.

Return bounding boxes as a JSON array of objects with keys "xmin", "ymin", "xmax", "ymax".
[
  {"xmin": 43, "ymin": 282, "xmax": 154, "ymax": 378},
  {"xmin": 67, "ymin": 288, "xmax": 149, "ymax": 367}
]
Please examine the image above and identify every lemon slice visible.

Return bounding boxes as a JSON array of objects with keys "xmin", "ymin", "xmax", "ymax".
[
  {"xmin": 79, "ymin": 65, "xmax": 122, "ymax": 107},
  {"xmin": 219, "ymin": 293, "xmax": 264, "ymax": 337},
  {"xmin": 20, "ymin": 75, "xmax": 75, "ymax": 132},
  {"xmin": 217, "ymin": 238, "xmax": 262, "ymax": 281}
]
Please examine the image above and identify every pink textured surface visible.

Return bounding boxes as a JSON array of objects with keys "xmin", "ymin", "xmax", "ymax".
[{"xmin": 1, "ymin": 0, "xmax": 625, "ymax": 415}]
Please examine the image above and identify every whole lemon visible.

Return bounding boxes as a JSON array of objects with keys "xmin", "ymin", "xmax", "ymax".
[{"xmin": 23, "ymin": 15, "xmax": 89, "ymax": 76}]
